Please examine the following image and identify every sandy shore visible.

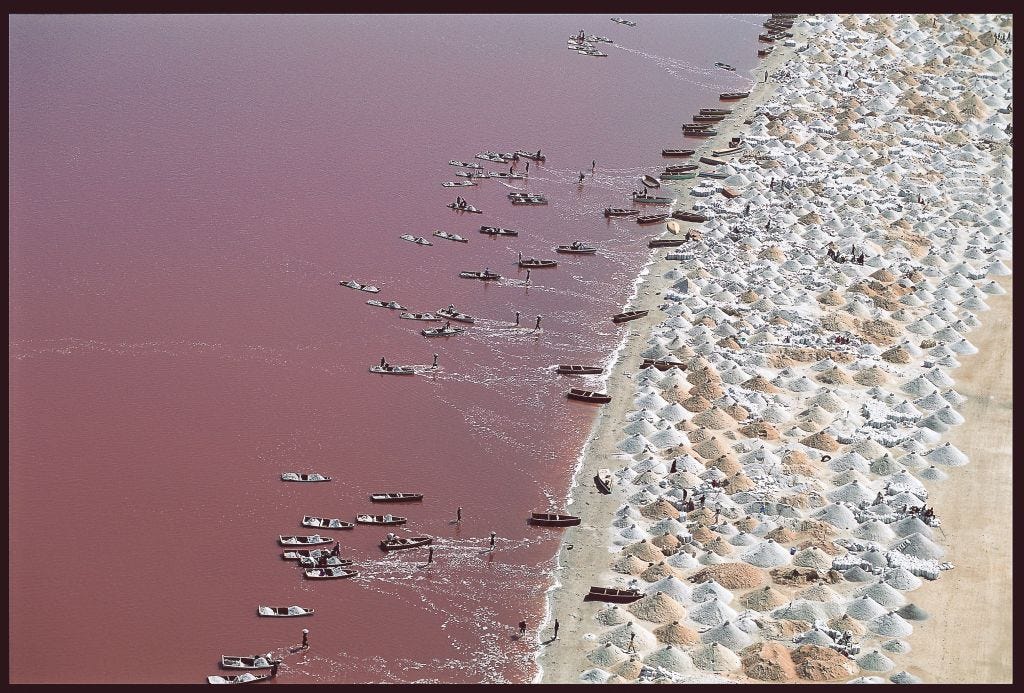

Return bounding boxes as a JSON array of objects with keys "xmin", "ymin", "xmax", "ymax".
[{"xmin": 536, "ymin": 13, "xmax": 1012, "ymax": 685}]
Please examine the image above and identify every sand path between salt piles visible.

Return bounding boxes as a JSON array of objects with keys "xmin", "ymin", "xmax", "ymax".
[
  {"xmin": 898, "ymin": 268, "xmax": 1013, "ymax": 684},
  {"xmin": 535, "ymin": 31, "xmax": 800, "ymax": 684}
]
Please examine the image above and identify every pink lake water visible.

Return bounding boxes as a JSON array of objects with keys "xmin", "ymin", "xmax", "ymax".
[{"xmin": 9, "ymin": 13, "xmax": 766, "ymax": 683}]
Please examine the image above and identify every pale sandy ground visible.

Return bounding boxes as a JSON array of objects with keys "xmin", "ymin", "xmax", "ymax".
[
  {"xmin": 535, "ymin": 34, "xmax": 799, "ymax": 683},
  {"xmin": 899, "ymin": 268, "xmax": 1013, "ymax": 684}
]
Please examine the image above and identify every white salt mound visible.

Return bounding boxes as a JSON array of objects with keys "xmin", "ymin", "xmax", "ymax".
[{"xmin": 857, "ymin": 650, "xmax": 896, "ymax": 672}]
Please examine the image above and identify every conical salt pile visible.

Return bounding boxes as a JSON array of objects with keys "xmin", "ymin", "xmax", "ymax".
[
  {"xmin": 884, "ymin": 567, "xmax": 924, "ymax": 591},
  {"xmin": 892, "ymin": 532, "xmax": 945, "ymax": 560},
  {"xmin": 828, "ymin": 480, "xmax": 877, "ymax": 504},
  {"xmin": 690, "ymin": 599, "xmax": 738, "ymax": 627},
  {"xmin": 796, "ymin": 583, "xmax": 842, "ymax": 603},
  {"xmin": 828, "ymin": 613, "xmax": 867, "ymax": 636},
  {"xmin": 598, "ymin": 622, "xmax": 658, "ymax": 651},
  {"xmin": 740, "ymin": 641, "xmax": 798, "ymax": 682},
  {"xmin": 896, "ymin": 603, "xmax": 930, "ymax": 621},
  {"xmin": 693, "ymin": 406, "xmax": 736, "ymax": 429},
  {"xmin": 868, "ymin": 611, "xmax": 914, "ymax": 637},
  {"xmin": 628, "ymin": 590, "xmax": 688, "ymax": 622},
  {"xmin": 691, "ymin": 579, "xmax": 734, "ymax": 604},
  {"xmin": 643, "ymin": 645, "xmax": 697, "ymax": 674},
  {"xmin": 640, "ymin": 561, "xmax": 684, "ymax": 582},
  {"xmin": 857, "ymin": 650, "xmax": 896, "ymax": 673},
  {"xmin": 924, "ymin": 442, "xmax": 969, "ymax": 466},
  {"xmin": 587, "ymin": 642, "xmax": 629, "ymax": 667},
  {"xmin": 918, "ymin": 465, "xmax": 949, "ymax": 481},
  {"xmin": 811, "ymin": 503, "xmax": 859, "ymax": 531},
  {"xmin": 612, "ymin": 554, "xmax": 651, "ymax": 575},
  {"xmin": 843, "ymin": 566, "xmax": 875, "ymax": 582},
  {"xmin": 743, "ymin": 585, "xmax": 789, "ymax": 612},
  {"xmin": 773, "ymin": 599, "xmax": 841, "ymax": 623},
  {"xmin": 702, "ymin": 620, "xmax": 752, "ymax": 650},
  {"xmin": 646, "ymin": 575, "xmax": 692, "ymax": 602},
  {"xmin": 799, "ymin": 430, "xmax": 841, "ymax": 452},
  {"xmin": 652, "ymin": 618, "xmax": 701, "ymax": 647},
  {"xmin": 847, "ymin": 596, "xmax": 888, "ymax": 621},
  {"xmin": 691, "ymin": 563, "xmax": 768, "ymax": 590},
  {"xmin": 641, "ymin": 499, "xmax": 681, "ymax": 520},
  {"xmin": 611, "ymin": 655, "xmax": 644, "ymax": 680},
  {"xmin": 578, "ymin": 668, "xmax": 612, "ymax": 683},
  {"xmin": 855, "ymin": 520, "xmax": 898, "ymax": 543},
  {"xmin": 890, "ymin": 670, "xmax": 923, "ymax": 684},
  {"xmin": 742, "ymin": 540, "xmax": 793, "ymax": 568},
  {"xmin": 617, "ymin": 434, "xmax": 653, "ymax": 454},
  {"xmin": 596, "ymin": 604, "xmax": 633, "ymax": 626},
  {"xmin": 623, "ymin": 539, "xmax": 667, "ymax": 562},
  {"xmin": 860, "ymin": 581, "xmax": 908, "ymax": 609},
  {"xmin": 691, "ymin": 641, "xmax": 742, "ymax": 672}
]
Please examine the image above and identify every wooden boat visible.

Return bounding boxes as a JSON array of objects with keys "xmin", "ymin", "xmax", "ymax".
[
  {"xmin": 436, "ymin": 306, "xmax": 476, "ymax": 323},
  {"xmin": 583, "ymin": 50, "xmax": 608, "ymax": 57},
  {"xmin": 221, "ymin": 655, "xmax": 280, "ymax": 670},
  {"xmin": 692, "ymin": 113, "xmax": 725, "ymax": 122},
  {"xmin": 632, "ymin": 193, "xmax": 673, "ymax": 204},
  {"xmin": 480, "ymin": 226, "xmax": 519, "ymax": 236},
  {"xmin": 662, "ymin": 148, "xmax": 695, "ymax": 157},
  {"xmin": 555, "ymin": 243, "xmax": 597, "ymax": 254},
  {"xmin": 441, "ymin": 181, "xmax": 477, "ymax": 187},
  {"xmin": 421, "ymin": 325, "xmax": 463, "ymax": 337},
  {"xmin": 400, "ymin": 312, "xmax": 441, "ymax": 321},
  {"xmin": 684, "ymin": 128, "xmax": 717, "ymax": 137},
  {"xmin": 519, "ymin": 258, "xmax": 557, "ymax": 268},
  {"xmin": 595, "ymin": 468, "xmax": 613, "ymax": 494},
  {"xmin": 258, "ymin": 605, "xmax": 314, "ymax": 617},
  {"xmin": 610, "ymin": 17, "xmax": 636, "ymax": 26},
  {"xmin": 720, "ymin": 91, "xmax": 750, "ymax": 100},
  {"xmin": 649, "ymin": 238, "xmax": 686, "ymax": 248},
  {"xmin": 339, "ymin": 280, "xmax": 380, "ymax": 293},
  {"xmin": 399, "ymin": 234, "xmax": 432, "ymax": 246},
  {"xmin": 528, "ymin": 512, "xmax": 581, "ymax": 527},
  {"xmin": 510, "ymin": 197, "xmax": 547, "ymax": 205},
  {"xmin": 367, "ymin": 299, "xmax": 406, "ymax": 310},
  {"xmin": 208, "ymin": 673, "xmax": 272, "ymax": 684},
  {"xmin": 515, "ymin": 150, "xmax": 546, "ymax": 161},
  {"xmin": 641, "ymin": 358, "xmax": 687, "ymax": 370},
  {"xmin": 369, "ymin": 364, "xmax": 415, "ymax": 375},
  {"xmin": 476, "ymin": 152, "xmax": 509, "ymax": 163},
  {"xmin": 299, "ymin": 555, "xmax": 353, "ymax": 568},
  {"xmin": 660, "ymin": 171, "xmax": 697, "ymax": 180},
  {"xmin": 302, "ymin": 516, "xmax": 355, "ymax": 529},
  {"xmin": 700, "ymin": 156, "xmax": 728, "ymax": 166},
  {"xmin": 371, "ymin": 492, "xmax": 423, "ymax": 502},
  {"xmin": 433, "ymin": 230, "xmax": 469, "ymax": 243},
  {"xmin": 449, "ymin": 160, "xmax": 483, "ymax": 169},
  {"xmin": 584, "ymin": 586, "xmax": 643, "ymax": 603},
  {"xmin": 714, "ymin": 61, "xmax": 736, "ymax": 71},
  {"xmin": 356, "ymin": 514, "xmax": 407, "ymax": 525},
  {"xmin": 666, "ymin": 220, "xmax": 680, "ymax": 234},
  {"xmin": 712, "ymin": 145, "xmax": 745, "ymax": 157},
  {"xmin": 567, "ymin": 388, "xmax": 612, "ymax": 403},
  {"xmin": 642, "ymin": 175, "xmax": 661, "ymax": 188},
  {"xmin": 455, "ymin": 171, "xmax": 490, "ymax": 178},
  {"xmin": 637, "ymin": 213, "xmax": 669, "ymax": 224},
  {"xmin": 380, "ymin": 536, "xmax": 432, "ymax": 551},
  {"xmin": 612, "ymin": 310, "xmax": 649, "ymax": 323},
  {"xmin": 700, "ymin": 107, "xmax": 732, "ymax": 115},
  {"xmin": 604, "ymin": 208, "xmax": 640, "ymax": 217},
  {"xmin": 699, "ymin": 171, "xmax": 728, "ymax": 179},
  {"xmin": 555, "ymin": 364, "xmax": 603, "ymax": 375},
  {"xmin": 508, "ymin": 191, "xmax": 543, "ymax": 199},
  {"xmin": 282, "ymin": 548, "xmax": 338, "ymax": 560},
  {"xmin": 281, "ymin": 473, "xmax": 331, "ymax": 482},
  {"xmin": 279, "ymin": 535, "xmax": 333, "ymax": 546},
  {"xmin": 664, "ymin": 163, "xmax": 698, "ymax": 172},
  {"xmin": 672, "ymin": 210, "xmax": 708, "ymax": 222},
  {"xmin": 758, "ymin": 47, "xmax": 775, "ymax": 57},
  {"xmin": 490, "ymin": 172, "xmax": 526, "ymax": 180},
  {"xmin": 722, "ymin": 186, "xmax": 741, "ymax": 198},
  {"xmin": 458, "ymin": 270, "xmax": 501, "ymax": 280},
  {"xmin": 303, "ymin": 567, "xmax": 358, "ymax": 579},
  {"xmin": 681, "ymin": 123, "xmax": 712, "ymax": 131},
  {"xmin": 447, "ymin": 202, "xmax": 483, "ymax": 213}
]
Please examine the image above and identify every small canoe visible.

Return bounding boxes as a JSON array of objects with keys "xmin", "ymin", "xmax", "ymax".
[
  {"xmin": 519, "ymin": 259, "xmax": 557, "ymax": 268},
  {"xmin": 370, "ymin": 492, "xmax": 424, "ymax": 502},
  {"xmin": 369, "ymin": 365, "xmax": 415, "ymax": 375},
  {"xmin": 604, "ymin": 208, "xmax": 640, "ymax": 217},
  {"xmin": 720, "ymin": 91, "xmax": 750, "ymax": 99},
  {"xmin": 700, "ymin": 156, "xmax": 728, "ymax": 166},
  {"xmin": 660, "ymin": 171, "xmax": 697, "ymax": 180},
  {"xmin": 490, "ymin": 172, "xmax": 526, "ymax": 180},
  {"xmin": 421, "ymin": 326, "xmax": 463, "ymax": 337},
  {"xmin": 610, "ymin": 17, "xmax": 636, "ymax": 26},
  {"xmin": 612, "ymin": 310, "xmax": 649, "ymax": 323},
  {"xmin": 447, "ymin": 203, "xmax": 483, "ymax": 213},
  {"xmin": 699, "ymin": 171, "xmax": 728, "ymax": 179},
  {"xmin": 714, "ymin": 61, "xmax": 736, "ymax": 71},
  {"xmin": 514, "ymin": 150, "xmax": 546, "ymax": 161},
  {"xmin": 712, "ymin": 146, "xmax": 745, "ymax": 157},
  {"xmin": 380, "ymin": 536, "xmax": 433, "ymax": 551},
  {"xmin": 567, "ymin": 388, "xmax": 612, "ymax": 404},
  {"xmin": 672, "ymin": 210, "xmax": 708, "ymax": 222},
  {"xmin": 436, "ymin": 307, "xmax": 475, "ymax": 323},
  {"xmin": 258, "ymin": 605, "xmax": 315, "ymax": 617},
  {"xmin": 281, "ymin": 473, "xmax": 331, "ymax": 482},
  {"xmin": 304, "ymin": 567, "xmax": 358, "ymax": 579},
  {"xmin": 399, "ymin": 234, "xmax": 433, "ymax": 246},
  {"xmin": 642, "ymin": 175, "xmax": 661, "ymax": 188},
  {"xmin": 722, "ymin": 186, "xmax": 741, "ymax": 198},
  {"xmin": 529, "ymin": 512, "xmax": 581, "ymax": 527},
  {"xmin": 279, "ymin": 535, "xmax": 333, "ymax": 546},
  {"xmin": 356, "ymin": 514, "xmax": 407, "ymax": 525},
  {"xmin": 683, "ymin": 128, "xmax": 717, "ymax": 137},
  {"xmin": 584, "ymin": 587, "xmax": 643, "ymax": 603},
  {"xmin": 555, "ymin": 244, "xmax": 597, "ymax": 254},
  {"xmin": 641, "ymin": 358, "xmax": 687, "ymax": 371},
  {"xmin": 700, "ymin": 108, "xmax": 732, "ymax": 115},
  {"xmin": 302, "ymin": 516, "xmax": 355, "ymax": 529},
  {"xmin": 595, "ymin": 468, "xmax": 613, "ymax": 494},
  {"xmin": 339, "ymin": 280, "xmax": 380, "ymax": 293},
  {"xmin": 476, "ymin": 152, "xmax": 509, "ymax": 163},
  {"xmin": 556, "ymin": 364, "xmax": 604, "ymax": 375},
  {"xmin": 400, "ymin": 312, "xmax": 441, "ymax": 321},
  {"xmin": 510, "ymin": 197, "xmax": 548, "ymax": 205},
  {"xmin": 455, "ymin": 171, "xmax": 491, "ymax": 178},
  {"xmin": 681, "ymin": 122, "xmax": 712, "ymax": 130},
  {"xmin": 632, "ymin": 194, "xmax": 673, "ymax": 204},
  {"xmin": 433, "ymin": 230, "xmax": 469, "ymax": 243},
  {"xmin": 449, "ymin": 160, "xmax": 483, "ymax": 169},
  {"xmin": 649, "ymin": 238, "xmax": 686, "ymax": 248},
  {"xmin": 637, "ymin": 214, "xmax": 669, "ymax": 224},
  {"xmin": 459, "ymin": 271, "xmax": 501, "ymax": 280},
  {"xmin": 664, "ymin": 163, "xmax": 698, "ymax": 172},
  {"xmin": 441, "ymin": 181, "xmax": 477, "ymax": 187},
  {"xmin": 758, "ymin": 33, "xmax": 776, "ymax": 42},
  {"xmin": 692, "ymin": 113, "xmax": 725, "ymax": 122},
  {"xmin": 299, "ymin": 555, "xmax": 353, "ymax": 568},
  {"xmin": 480, "ymin": 226, "xmax": 519, "ymax": 236},
  {"xmin": 758, "ymin": 47, "xmax": 775, "ymax": 56},
  {"xmin": 666, "ymin": 220, "xmax": 680, "ymax": 234},
  {"xmin": 367, "ymin": 299, "xmax": 406, "ymax": 310},
  {"xmin": 661, "ymin": 149, "xmax": 695, "ymax": 157},
  {"xmin": 282, "ymin": 548, "xmax": 335, "ymax": 560},
  {"xmin": 221, "ymin": 655, "xmax": 279, "ymax": 670},
  {"xmin": 208, "ymin": 673, "xmax": 272, "ymax": 684}
]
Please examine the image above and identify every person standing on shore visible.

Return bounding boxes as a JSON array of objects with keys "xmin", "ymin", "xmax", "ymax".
[
  {"xmin": 518, "ymin": 620, "xmax": 527, "ymax": 637},
  {"xmin": 591, "ymin": 160, "xmax": 596, "ymax": 172},
  {"xmin": 489, "ymin": 531, "xmax": 497, "ymax": 549},
  {"xmin": 526, "ymin": 161, "xmax": 529, "ymax": 174},
  {"xmin": 271, "ymin": 662, "xmax": 279, "ymax": 678},
  {"xmin": 525, "ymin": 269, "xmax": 531, "ymax": 284},
  {"xmin": 301, "ymin": 629, "xmax": 309, "ymax": 649},
  {"xmin": 427, "ymin": 546, "xmax": 434, "ymax": 564},
  {"xmin": 626, "ymin": 632, "xmax": 636, "ymax": 653},
  {"xmin": 432, "ymin": 353, "xmax": 439, "ymax": 369},
  {"xmin": 535, "ymin": 315, "xmax": 542, "ymax": 331},
  {"xmin": 456, "ymin": 506, "xmax": 462, "ymax": 523},
  {"xmin": 514, "ymin": 311, "xmax": 521, "ymax": 326},
  {"xmin": 553, "ymin": 619, "xmax": 560, "ymax": 640}
]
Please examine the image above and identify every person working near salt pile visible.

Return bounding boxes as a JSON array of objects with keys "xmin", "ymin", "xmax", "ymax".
[{"xmin": 626, "ymin": 632, "xmax": 637, "ymax": 653}]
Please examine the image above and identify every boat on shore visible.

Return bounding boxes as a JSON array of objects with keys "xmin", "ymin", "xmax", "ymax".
[
  {"xmin": 399, "ymin": 234, "xmax": 432, "ymax": 246},
  {"xmin": 684, "ymin": 128, "xmax": 717, "ymax": 137},
  {"xmin": 700, "ymin": 156, "xmax": 728, "ymax": 166},
  {"xmin": 672, "ymin": 210, "xmax": 708, "ymax": 222},
  {"xmin": 699, "ymin": 171, "xmax": 728, "ymax": 179},
  {"xmin": 555, "ymin": 243, "xmax": 597, "ymax": 254},
  {"xmin": 459, "ymin": 270, "xmax": 501, "ymax": 280},
  {"xmin": 637, "ymin": 213, "xmax": 669, "ymax": 224},
  {"xmin": 436, "ymin": 306, "xmax": 475, "ymax": 323},
  {"xmin": 584, "ymin": 587, "xmax": 643, "ymax": 603},
  {"xmin": 302, "ymin": 516, "xmax": 355, "ymax": 529},
  {"xmin": 421, "ymin": 325, "xmax": 463, "ymax": 337},
  {"xmin": 720, "ymin": 91, "xmax": 750, "ymax": 99},
  {"xmin": 555, "ymin": 364, "xmax": 604, "ymax": 375},
  {"xmin": 380, "ymin": 536, "xmax": 432, "ymax": 551},
  {"xmin": 528, "ymin": 512, "xmax": 581, "ymax": 527},
  {"xmin": 356, "ymin": 514, "xmax": 407, "ymax": 525},
  {"xmin": 339, "ymin": 280, "xmax": 380, "ymax": 293},
  {"xmin": 661, "ymin": 148, "xmax": 695, "ymax": 157},
  {"xmin": 304, "ymin": 567, "xmax": 358, "ymax": 579},
  {"xmin": 664, "ymin": 163, "xmax": 698, "ymax": 172},
  {"xmin": 567, "ymin": 388, "xmax": 612, "ymax": 404},
  {"xmin": 714, "ymin": 61, "xmax": 736, "ymax": 71},
  {"xmin": 433, "ymin": 230, "xmax": 468, "ymax": 243},
  {"xmin": 369, "ymin": 364, "xmax": 415, "ymax": 375},
  {"xmin": 367, "ymin": 299, "xmax": 406, "ymax": 310},
  {"xmin": 641, "ymin": 358, "xmax": 687, "ymax": 370},
  {"xmin": 480, "ymin": 226, "xmax": 519, "ymax": 236},
  {"xmin": 722, "ymin": 186, "xmax": 742, "ymax": 198},
  {"xmin": 258, "ymin": 605, "xmax": 314, "ymax": 617},
  {"xmin": 700, "ymin": 107, "xmax": 732, "ymax": 115},
  {"xmin": 692, "ymin": 113, "xmax": 725, "ymax": 122},
  {"xmin": 649, "ymin": 238, "xmax": 687, "ymax": 248},
  {"xmin": 519, "ymin": 258, "xmax": 558, "ymax": 268},
  {"xmin": 281, "ymin": 473, "xmax": 331, "ymax": 482},
  {"xmin": 712, "ymin": 145, "xmax": 745, "ymax": 157},
  {"xmin": 666, "ymin": 220, "xmax": 680, "ymax": 234},
  {"xmin": 594, "ymin": 468, "xmax": 613, "ymax": 494},
  {"xmin": 400, "ymin": 312, "xmax": 441, "ymax": 321},
  {"xmin": 604, "ymin": 208, "xmax": 640, "ymax": 217},
  {"xmin": 371, "ymin": 492, "xmax": 423, "ymax": 502},
  {"xmin": 449, "ymin": 160, "xmax": 483, "ymax": 169},
  {"xmin": 612, "ymin": 310, "xmax": 649, "ymax": 323},
  {"xmin": 642, "ymin": 174, "xmax": 661, "ymax": 188},
  {"xmin": 279, "ymin": 535, "xmax": 333, "ymax": 546},
  {"xmin": 632, "ymin": 193, "xmax": 673, "ymax": 204},
  {"xmin": 221, "ymin": 655, "xmax": 280, "ymax": 670},
  {"xmin": 660, "ymin": 170, "xmax": 697, "ymax": 180}
]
